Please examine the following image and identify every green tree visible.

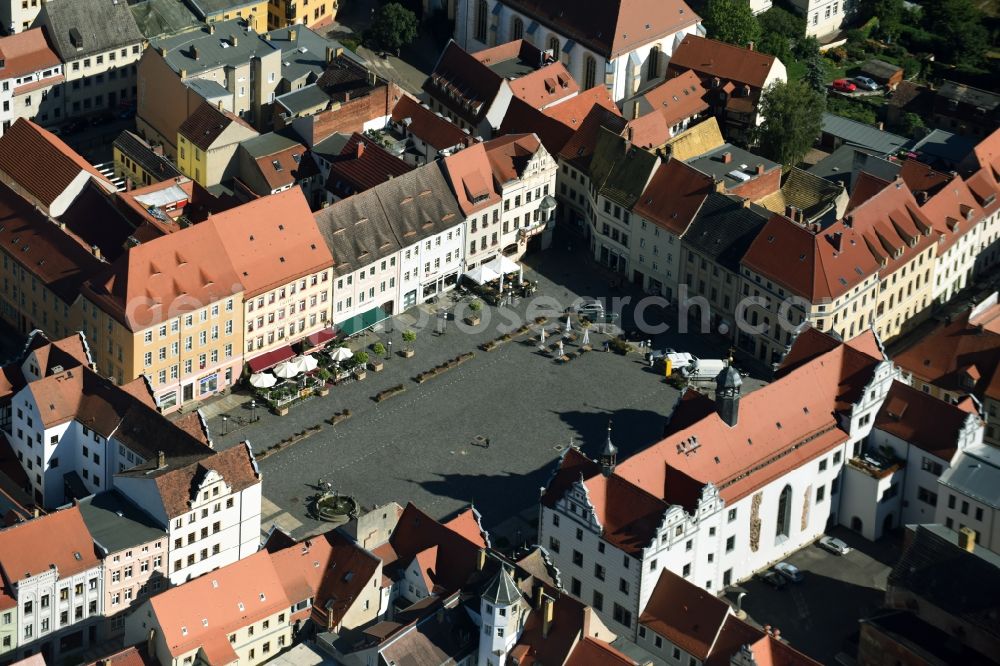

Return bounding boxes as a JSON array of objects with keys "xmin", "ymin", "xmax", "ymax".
[
  {"xmin": 758, "ymin": 6, "xmax": 805, "ymax": 39},
  {"xmin": 864, "ymin": 0, "xmax": 903, "ymax": 42},
  {"xmin": 921, "ymin": 0, "xmax": 988, "ymax": 66},
  {"xmin": 803, "ymin": 50, "xmax": 827, "ymax": 95},
  {"xmin": 901, "ymin": 112, "xmax": 928, "ymax": 139},
  {"xmin": 753, "ymin": 80, "xmax": 826, "ymax": 168},
  {"xmin": 703, "ymin": 0, "xmax": 761, "ymax": 47},
  {"xmin": 367, "ymin": 2, "xmax": 418, "ymax": 54}
]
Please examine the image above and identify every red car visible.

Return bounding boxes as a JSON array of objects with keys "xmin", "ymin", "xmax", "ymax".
[{"xmin": 832, "ymin": 78, "xmax": 857, "ymax": 93}]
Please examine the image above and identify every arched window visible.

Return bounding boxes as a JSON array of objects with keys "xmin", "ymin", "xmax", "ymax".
[
  {"xmin": 511, "ymin": 17, "xmax": 524, "ymax": 41},
  {"xmin": 548, "ymin": 36, "xmax": 560, "ymax": 61},
  {"xmin": 583, "ymin": 54, "xmax": 597, "ymax": 89},
  {"xmin": 475, "ymin": 0, "xmax": 488, "ymax": 43},
  {"xmin": 647, "ymin": 45, "xmax": 661, "ymax": 81},
  {"xmin": 775, "ymin": 485, "xmax": 792, "ymax": 539}
]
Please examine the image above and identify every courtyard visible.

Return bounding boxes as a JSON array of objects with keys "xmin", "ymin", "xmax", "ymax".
[{"xmin": 206, "ymin": 245, "xmax": 763, "ymax": 540}]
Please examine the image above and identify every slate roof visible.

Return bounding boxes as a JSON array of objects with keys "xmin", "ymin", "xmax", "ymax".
[
  {"xmin": 500, "ymin": 0, "xmax": 700, "ymax": 59},
  {"xmin": 888, "ymin": 524, "xmax": 1000, "ymax": 641},
  {"xmin": 313, "ymin": 184, "xmax": 401, "ymax": 277},
  {"xmin": 40, "ymin": 0, "xmax": 144, "ymax": 60},
  {"xmin": 155, "ymin": 20, "xmax": 274, "ymax": 77},
  {"xmin": 807, "ymin": 144, "xmax": 899, "ymax": 192},
  {"xmin": 685, "ymin": 143, "xmax": 780, "ymax": 187},
  {"xmin": 821, "ymin": 112, "xmax": 910, "ymax": 156},
  {"xmin": 326, "ymin": 133, "xmax": 414, "ymax": 199},
  {"xmin": 113, "ymin": 131, "xmax": 183, "ymax": 182},
  {"xmin": 130, "ymin": 0, "xmax": 201, "ymax": 39},
  {"xmin": 78, "ymin": 490, "xmax": 166, "ymax": 554},
  {"xmin": 937, "ymin": 80, "xmax": 1000, "ymax": 111},
  {"xmin": 424, "ymin": 40, "xmax": 504, "ymax": 126},
  {"xmin": 938, "ymin": 444, "xmax": 1000, "ymax": 510},
  {"xmin": 860, "ymin": 58, "xmax": 902, "ymax": 81},
  {"xmin": 588, "ymin": 128, "xmax": 659, "ymax": 208},
  {"xmin": 186, "ymin": 0, "xmax": 261, "ymax": 18},
  {"xmin": 269, "ymin": 25, "xmax": 346, "ymax": 85},
  {"xmin": 910, "ymin": 129, "xmax": 978, "ymax": 169},
  {"xmin": 683, "ymin": 192, "xmax": 769, "ymax": 271},
  {"xmin": 481, "ymin": 568, "xmax": 520, "ymax": 606},
  {"xmin": 178, "ymin": 101, "xmax": 256, "ymax": 151},
  {"xmin": 275, "ymin": 84, "xmax": 333, "ymax": 116}
]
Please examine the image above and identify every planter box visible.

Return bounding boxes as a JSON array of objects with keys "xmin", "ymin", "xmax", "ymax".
[
  {"xmin": 369, "ymin": 361, "xmax": 384, "ymax": 372},
  {"xmin": 402, "ymin": 349, "xmax": 415, "ymax": 358},
  {"xmin": 465, "ymin": 315, "xmax": 481, "ymax": 326},
  {"xmin": 354, "ymin": 369, "xmax": 367, "ymax": 380},
  {"xmin": 317, "ymin": 387, "xmax": 330, "ymax": 397},
  {"xmin": 277, "ymin": 406, "xmax": 289, "ymax": 416}
]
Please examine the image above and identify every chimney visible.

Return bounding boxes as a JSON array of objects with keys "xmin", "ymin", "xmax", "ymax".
[
  {"xmin": 917, "ymin": 190, "xmax": 928, "ymax": 204},
  {"xmin": 626, "ymin": 126, "xmax": 634, "ymax": 143},
  {"xmin": 147, "ymin": 628, "xmax": 157, "ymax": 659},
  {"xmin": 958, "ymin": 527, "xmax": 977, "ymax": 552},
  {"xmin": 179, "ymin": 68, "xmax": 187, "ymax": 78},
  {"xmin": 541, "ymin": 597, "xmax": 555, "ymax": 638},
  {"xmin": 533, "ymin": 584, "xmax": 544, "ymax": 609},
  {"xmin": 90, "ymin": 244, "xmax": 101, "ymax": 259},
  {"xmin": 748, "ymin": 41, "xmax": 755, "ymax": 51},
  {"xmin": 877, "ymin": 121, "xmax": 884, "ymax": 131},
  {"xmin": 289, "ymin": 29, "xmax": 297, "ymax": 41},
  {"xmin": 632, "ymin": 101, "xmax": 640, "ymax": 120},
  {"xmin": 721, "ymin": 151, "xmax": 732, "ymax": 164},
  {"xmin": 32, "ymin": 508, "xmax": 39, "ymax": 519},
  {"xmin": 369, "ymin": 71, "xmax": 377, "ymax": 86},
  {"xmin": 191, "ymin": 46, "xmax": 199, "ymax": 60},
  {"xmin": 336, "ymin": 46, "xmax": 344, "ymax": 58},
  {"xmin": 208, "ymin": 23, "xmax": 215, "ymax": 34},
  {"xmin": 326, "ymin": 46, "xmax": 335, "ymax": 64},
  {"xmin": 157, "ymin": 450, "xmax": 166, "ymax": 469},
  {"xmin": 230, "ymin": 35, "xmax": 238, "ymax": 47},
  {"xmin": 476, "ymin": 548, "xmax": 486, "ymax": 571},
  {"xmin": 830, "ymin": 231, "xmax": 843, "ymax": 251},
  {"xmin": 773, "ymin": 628, "xmax": 781, "ymax": 640}
]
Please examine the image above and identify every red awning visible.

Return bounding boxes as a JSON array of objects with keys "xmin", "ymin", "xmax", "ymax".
[
  {"xmin": 304, "ymin": 326, "xmax": 337, "ymax": 349},
  {"xmin": 247, "ymin": 345, "xmax": 295, "ymax": 373}
]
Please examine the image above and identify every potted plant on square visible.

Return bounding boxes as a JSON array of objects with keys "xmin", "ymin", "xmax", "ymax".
[
  {"xmin": 369, "ymin": 343, "xmax": 385, "ymax": 371},
  {"xmin": 353, "ymin": 351, "xmax": 369, "ymax": 379},
  {"xmin": 465, "ymin": 299, "xmax": 483, "ymax": 326},
  {"xmin": 401, "ymin": 329, "xmax": 416, "ymax": 358}
]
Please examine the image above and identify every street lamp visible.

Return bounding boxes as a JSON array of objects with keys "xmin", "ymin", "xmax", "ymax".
[
  {"xmin": 250, "ymin": 399, "xmax": 257, "ymax": 423},
  {"xmin": 387, "ymin": 340, "xmax": 392, "ymax": 359},
  {"xmin": 221, "ymin": 414, "xmax": 228, "ymax": 435}
]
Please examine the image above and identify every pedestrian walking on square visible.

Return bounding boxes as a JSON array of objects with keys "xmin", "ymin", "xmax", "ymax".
[{"xmin": 485, "ymin": 437, "xmax": 491, "ymax": 449}]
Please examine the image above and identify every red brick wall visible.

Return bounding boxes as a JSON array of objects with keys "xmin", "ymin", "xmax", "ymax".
[
  {"xmin": 309, "ymin": 82, "xmax": 405, "ymax": 142},
  {"xmin": 729, "ymin": 167, "xmax": 781, "ymax": 200},
  {"xmin": 857, "ymin": 620, "xmax": 935, "ymax": 666}
]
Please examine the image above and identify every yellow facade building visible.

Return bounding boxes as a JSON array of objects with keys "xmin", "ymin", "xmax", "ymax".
[
  {"xmin": 267, "ymin": 0, "xmax": 338, "ymax": 30},
  {"xmin": 189, "ymin": 0, "xmax": 270, "ymax": 32}
]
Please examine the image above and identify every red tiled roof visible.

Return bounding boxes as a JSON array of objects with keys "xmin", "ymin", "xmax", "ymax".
[
  {"xmin": 921, "ymin": 175, "xmax": 983, "ymax": 252},
  {"xmin": 641, "ymin": 70, "xmax": 709, "ymax": 129},
  {"xmin": 326, "ymin": 133, "xmax": 413, "ymax": 199},
  {"xmin": 633, "ymin": 159, "xmax": 714, "ymax": 235},
  {"xmin": 391, "ymin": 95, "xmax": 469, "ymax": 151},
  {"xmin": 424, "ymin": 41, "xmax": 504, "ymax": 124},
  {"xmin": 558, "ymin": 104, "xmax": 628, "ymax": 170},
  {"xmin": 899, "ymin": 160, "xmax": 952, "ymax": 197},
  {"xmin": 442, "ymin": 142, "xmax": 501, "ymax": 215},
  {"xmin": 0, "ymin": 119, "xmax": 114, "ymax": 213},
  {"xmin": 484, "ymin": 133, "xmax": 543, "ymax": 184},
  {"xmin": 506, "ymin": 62, "xmax": 579, "ymax": 108},
  {"xmin": 80, "ymin": 217, "xmax": 242, "ymax": 331},
  {"xmin": 443, "ymin": 507, "xmax": 488, "ymax": 548},
  {"xmin": 149, "ymin": 550, "xmax": 289, "ymax": 658},
  {"xmin": 377, "ymin": 503, "xmax": 482, "ymax": 595},
  {"xmin": 894, "ymin": 303, "xmax": 1000, "ymax": 400},
  {"xmin": 614, "ymin": 331, "xmax": 882, "ymax": 506},
  {"xmin": 875, "ymin": 381, "xmax": 979, "ymax": 461},
  {"xmin": 251, "ymin": 144, "xmax": 309, "ymax": 193},
  {"xmin": 846, "ymin": 171, "xmax": 891, "ymax": 212},
  {"xmin": 13, "ymin": 74, "xmax": 63, "ymax": 95},
  {"xmin": 0, "ymin": 29, "xmax": 62, "ymax": 81},
  {"xmin": 0, "ymin": 506, "xmax": 99, "ymax": 580},
  {"xmin": 970, "ymin": 126, "xmax": 1000, "ymax": 175},
  {"xmin": 582, "ymin": 473, "xmax": 667, "ymax": 554},
  {"xmin": 564, "ymin": 637, "xmax": 637, "ymax": 665},
  {"xmin": 209, "ymin": 188, "xmax": 333, "ymax": 297},
  {"xmin": 668, "ymin": 35, "xmax": 778, "ymax": 90},
  {"xmin": 501, "ymin": 0, "xmax": 700, "ymax": 59},
  {"xmin": 83, "ymin": 644, "xmax": 155, "ymax": 666},
  {"xmin": 640, "ymin": 568, "xmax": 732, "ymax": 660},
  {"xmin": 500, "ymin": 86, "xmax": 621, "ymax": 156}
]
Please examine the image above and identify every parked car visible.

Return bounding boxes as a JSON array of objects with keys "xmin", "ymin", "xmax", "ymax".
[
  {"xmin": 818, "ymin": 536, "xmax": 852, "ymax": 556},
  {"xmin": 831, "ymin": 79, "xmax": 857, "ymax": 93},
  {"xmin": 774, "ymin": 561, "xmax": 804, "ymax": 583},
  {"xmin": 573, "ymin": 300, "xmax": 604, "ymax": 316},
  {"xmin": 853, "ymin": 76, "xmax": 879, "ymax": 91},
  {"xmin": 757, "ymin": 569, "xmax": 787, "ymax": 590}
]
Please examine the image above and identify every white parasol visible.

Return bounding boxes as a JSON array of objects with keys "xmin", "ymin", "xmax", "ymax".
[
  {"xmin": 540, "ymin": 327, "xmax": 546, "ymax": 344},
  {"xmin": 564, "ymin": 315, "xmax": 572, "ymax": 333},
  {"xmin": 329, "ymin": 346, "xmax": 353, "ymax": 362},
  {"xmin": 293, "ymin": 355, "xmax": 319, "ymax": 373},
  {"xmin": 249, "ymin": 372, "xmax": 277, "ymax": 388},
  {"xmin": 272, "ymin": 361, "xmax": 300, "ymax": 379},
  {"xmin": 581, "ymin": 328, "xmax": 590, "ymax": 346}
]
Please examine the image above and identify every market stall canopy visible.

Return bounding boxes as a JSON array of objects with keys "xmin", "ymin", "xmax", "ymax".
[{"xmin": 484, "ymin": 255, "xmax": 520, "ymax": 275}]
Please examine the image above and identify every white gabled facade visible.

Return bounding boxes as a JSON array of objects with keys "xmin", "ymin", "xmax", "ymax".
[
  {"xmin": 454, "ymin": 0, "xmax": 703, "ymax": 101},
  {"xmin": 538, "ymin": 344, "xmax": 900, "ymax": 639}
]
